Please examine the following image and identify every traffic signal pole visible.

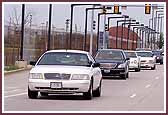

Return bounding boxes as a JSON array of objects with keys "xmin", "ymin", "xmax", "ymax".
[{"xmin": 20, "ymin": 4, "xmax": 25, "ymax": 61}]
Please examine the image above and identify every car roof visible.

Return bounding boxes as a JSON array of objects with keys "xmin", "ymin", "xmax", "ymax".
[
  {"xmin": 45, "ymin": 49, "xmax": 89, "ymax": 54},
  {"xmin": 124, "ymin": 50, "xmax": 136, "ymax": 53},
  {"xmin": 136, "ymin": 50, "xmax": 152, "ymax": 53},
  {"xmin": 98, "ymin": 49, "xmax": 124, "ymax": 52}
]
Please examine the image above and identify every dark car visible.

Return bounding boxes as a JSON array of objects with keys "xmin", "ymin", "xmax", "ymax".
[
  {"xmin": 152, "ymin": 50, "xmax": 163, "ymax": 64},
  {"xmin": 95, "ymin": 49, "xmax": 129, "ymax": 79}
]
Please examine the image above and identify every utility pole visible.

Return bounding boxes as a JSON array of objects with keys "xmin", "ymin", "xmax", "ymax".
[
  {"xmin": 20, "ymin": 4, "xmax": 25, "ymax": 61},
  {"xmin": 89, "ymin": 5, "xmax": 95, "ymax": 54},
  {"xmin": 65, "ymin": 19, "xmax": 70, "ymax": 50},
  {"xmin": 47, "ymin": 4, "xmax": 52, "ymax": 51}
]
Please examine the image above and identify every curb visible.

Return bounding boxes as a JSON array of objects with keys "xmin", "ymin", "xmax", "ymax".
[{"xmin": 4, "ymin": 68, "xmax": 32, "ymax": 75}]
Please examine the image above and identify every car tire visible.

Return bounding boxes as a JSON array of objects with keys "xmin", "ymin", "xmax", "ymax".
[
  {"xmin": 160, "ymin": 61, "xmax": 163, "ymax": 65},
  {"xmin": 93, "ymin": 79, "xmax": 102, "ymax": 97},
  {"xmin": 151, "ymin": 65, "xmax": 156, "ymax": 70},
  {"xmin": 83, "ymin": 80, "xmax": 93, "ymax": 100},
  {"xmin": 40, "ymin": 92, "xmax": 48, "ymax": 97},
  {"xmin": 126, "ymin": 72, "xmax": 129, "ymax": 78},
  {"xmin": 120, "ymin": 74, "xmax": 126, "ymax": 80},
  {"xmin": 135, "ymin": 68, "xmax": 139, "ymax": 72},
  {"xmin": 28, "ymin": 87, "xmax": 38, "ymax": 99}
]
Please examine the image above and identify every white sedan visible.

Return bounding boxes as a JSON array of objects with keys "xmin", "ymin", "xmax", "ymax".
[
  {"xmin": 125, "ymin": 50, "xmax": 141, "ymax": 72},
  {"xmin": 28, "ymin": 50, "xmax": 102, "ymax": 100},
  {"xmin": 136, "ymin": 51, "xmax": 156, "ymax": 70}
]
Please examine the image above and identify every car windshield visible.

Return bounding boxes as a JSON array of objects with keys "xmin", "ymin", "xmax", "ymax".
[
  {"xmin": 152, "ymin": 51, "xmax": 161, "ymax": 56},
  {"xmin": 125, "ymin": 52, "xmax": 137, "ymax": 58},
  {"xmin": 95, "ymin": 50, "xmax": 124, "ymax": 60},
  {"xmin": 136, "ymin": 52, "xmax": 153, "ymax": 57},
  {"xmin": 37, "ymin": 52, "xmax": 90, "ymax": 66}
]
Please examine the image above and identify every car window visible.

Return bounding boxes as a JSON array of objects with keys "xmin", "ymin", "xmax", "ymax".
[
  {"xmin": 136, "ymin": 52, "xmax": 153, "ymax": 57},
  {"xmin": 125, "ymin": 52, "xmax": 137, "ymax": 58},
  {"xmin": 37, "ymin": 52, "xmax": 90, "ymax": 66},
  {"xmin": 152, "ymin": 51, "xmax": 161, "ymax": 56},
  {"xmin": 95, "ymin": 50, "xmax": 124, "ymax": 60}
]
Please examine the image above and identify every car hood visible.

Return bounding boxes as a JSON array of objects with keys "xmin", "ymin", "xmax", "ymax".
[
  {"xmin": 140, "ymin": 57, "xmax": 155, "ymax": 60},
  {"xmin": 30, "ymin": 65, "xmax": 92, "ymax": 74}
]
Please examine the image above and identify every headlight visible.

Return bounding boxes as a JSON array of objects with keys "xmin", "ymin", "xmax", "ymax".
[
  {"xmin": 118, "ymin": 63, "xmax": 126, "ymax": 68},
  {"xmin": 29, "ymin": 73, "xmax": 44, "ymax": 79},
  {"xmin": 134, "ymin": 60, "xmax": 137, "ymax": 64},
  {"xmin": 71, "ymin": 74, "xmax": 90, "ymax": 80}
]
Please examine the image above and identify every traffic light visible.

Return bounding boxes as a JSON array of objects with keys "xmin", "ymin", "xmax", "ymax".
[
  {"xmin": 114, "ymin": 5, "xmax": 119, "ymax": 14},
  {"xmin": 105, "ymin": 24, "xmax": 108, "ymax": 31},
  {"xmin": 102, "ymin": 6, "xmax": 106, "ymax": 14},
  {"xmin": 145, "ymin": 4, "xmax": 151, "ymax": 14},
  {"xmin": 92, "ymin": 20, "xmax": 96, "ymax": 30}
]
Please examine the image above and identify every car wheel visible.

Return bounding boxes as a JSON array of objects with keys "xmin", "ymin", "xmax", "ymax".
[
  {"xmin": 40, "ymin": 92, "xmax": 48, "ymax": 97},
  {"xmin": 93, "ymin": 79, "xmax": 102, "ymax": 97},
  {"xmin": 151, "ymin": 65, "xmax": 156, "ymax": 70},
  {"xmin": 28, "ymin": 87, "xmax": 38, "ymax": 99},
  {"xmin": 120, "ymin": 74, "xmax": 126, "ymax": 80},
  {"xmin": 83, "ymin": 80, "xmax": 93, "ymax": 100},
  {"xmin": 126, "ymin": 72, "xmax": 129, "ymax": 78},
  {"xmin": 135, "ymin": 68, "xmax": 139, "ymax": 72}
]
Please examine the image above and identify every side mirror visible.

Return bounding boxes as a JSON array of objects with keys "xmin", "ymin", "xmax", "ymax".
[
  {"xmin": 92, "ymin": 62, "xmax": 100, "ymax": 68},
  {"xmin": 126, "ymin": 57, "xmax": 130, "ymax": 60},
  {"xmin": 29, "ymin": 61, "xmax": 36, "ymax": 66},
  {"xmin": 161, "ymin": 53, "xmax": 164, "ymax": 56}
]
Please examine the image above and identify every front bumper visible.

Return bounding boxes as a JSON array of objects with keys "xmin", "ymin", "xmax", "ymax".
[
  {"xmin": 140, "ymin": 63, "xmax": 155, "ymax": 68},
  {"xmin": 129, "ymin": 64, "xmax": 139, "ymax": 69},
  {"xmin": 101, "ymin": 68, "xmax": 126, "ymax": 76},
  {"xmin": 28, "ymin": 79, "xmax": 90, "ymax": 94}
]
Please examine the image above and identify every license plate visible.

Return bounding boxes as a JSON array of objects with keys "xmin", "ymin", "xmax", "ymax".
[
  {"xmin": 104, "ymin": 69, "xmax": 110, "ymax": 73},
  {"xmin": 50, "ymin": 82, "xmax": 62, "ymax": 88}
]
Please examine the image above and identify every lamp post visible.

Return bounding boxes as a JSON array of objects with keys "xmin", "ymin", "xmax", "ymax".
[
  {"xmin": 131, "ymin": 24, "xmax": 144, "ymax": 50},
  {"xmin": 106, "ymin": 15, "xmax": 129, "ymax": 48},
  {"xmin": 20, "ymin": 4, "xmax": 25, "ymax": 61},
  {"xmin": 116, "ymin": 19, "xmax": 136, "ymax": 49},
  {"xmin": 84, "ymin": 6, "xmax": 111, "ymax": 51},
  {"xmin": 120, "ymin": 19, "xmax": 136, "ymax": 49},
  {"xmin": 69, "ymin": 4, "xmax": 101, "ymax": 49},
  {"xmin": 96, "ymin": 12, "xmax": 122, "ymax": 50},
  {"xmin": 47, "ymin": 4, "xmax": 52, "ymax": 51}
]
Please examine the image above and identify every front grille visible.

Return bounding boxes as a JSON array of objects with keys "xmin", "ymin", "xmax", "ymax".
[
  {"xmin": 44, "ymin": 73, "xmax": 71, "ymax": 80},
  {"xmin": 141, "ymin": 60, "xmax": 146, "ymax": 63},
  {"xmin": 100, "ymin": 63, "xmax": 117, "ymax": 69}
]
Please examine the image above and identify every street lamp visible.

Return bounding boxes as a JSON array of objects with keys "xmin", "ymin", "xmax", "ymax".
[
  {"xmin": 96, "ymin": 12, "xmax": 122, "ymax": 50},
  {"xmin": 118, "ymin": 19, "xmax": 136, "ymax": 49},
  {"xmin": 107, "ymin": 15, "xmax": 129, "ymax": 48},
  {"xmin": 69, "ymin": 4, "xmax": 101, "ymax": 49},
  {"xmin": 130, "ymin": 24, "xmax": 144, "ymax": 50},
  {"xmin": 84, "ymin": 6, "xmax": 111, "ymax": 51}
]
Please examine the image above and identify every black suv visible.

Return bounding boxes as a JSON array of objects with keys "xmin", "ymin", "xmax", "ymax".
[
  {"xmin": 152, "ymin": 50, "xmax": 163, "ymax": 64},
  {"xmin": 95, "ymin": 49, "xmax": 129, "ymax": 79}
]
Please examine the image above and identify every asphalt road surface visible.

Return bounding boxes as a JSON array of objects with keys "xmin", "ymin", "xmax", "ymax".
[{"xmin": 3, "ymin": 64, "xmax": 165, "ymax": 112}]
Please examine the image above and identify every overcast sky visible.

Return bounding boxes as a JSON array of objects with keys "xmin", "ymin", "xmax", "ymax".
[{"xmin": 3, "ymin": 2, "xmax": 165, "ymax": 33}]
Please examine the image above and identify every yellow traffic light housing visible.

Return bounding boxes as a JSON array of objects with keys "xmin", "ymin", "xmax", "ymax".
[
  {"xmin": 114, "ymin": 5, "xmax": 119, "ymax": 14},
  {"xmin": 145, "ymin": 4, "xmax": 151, "ymax": 14}
]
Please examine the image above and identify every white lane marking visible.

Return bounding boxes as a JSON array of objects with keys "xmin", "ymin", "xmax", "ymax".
[
  {"xmin": 4, "ymin": 92, "xmax": 27, "ymax": 98},
  {"xmin": 145, "ymin": 84, "xmax": 151, "ymax": 88},
  {"xmin": 155, "ymin": 77, "xmax": 159, "ymax": 79},
  {"xmin": 4, "ymin": 89, "xmax": 21, "ymax": 93},
  {"xmin": 130, "ymin": 93, "xmax": 136, "ymax": 98}
]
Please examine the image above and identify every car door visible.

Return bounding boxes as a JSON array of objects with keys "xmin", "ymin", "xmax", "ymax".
[{"xmin": 88, "ymin": 53, "xmax": 102, "ymax": 90}]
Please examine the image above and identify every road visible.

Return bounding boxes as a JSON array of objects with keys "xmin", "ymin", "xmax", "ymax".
[{"xmin": 3, "ymin": 64, "xmax": 165, "ymax": 112}]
